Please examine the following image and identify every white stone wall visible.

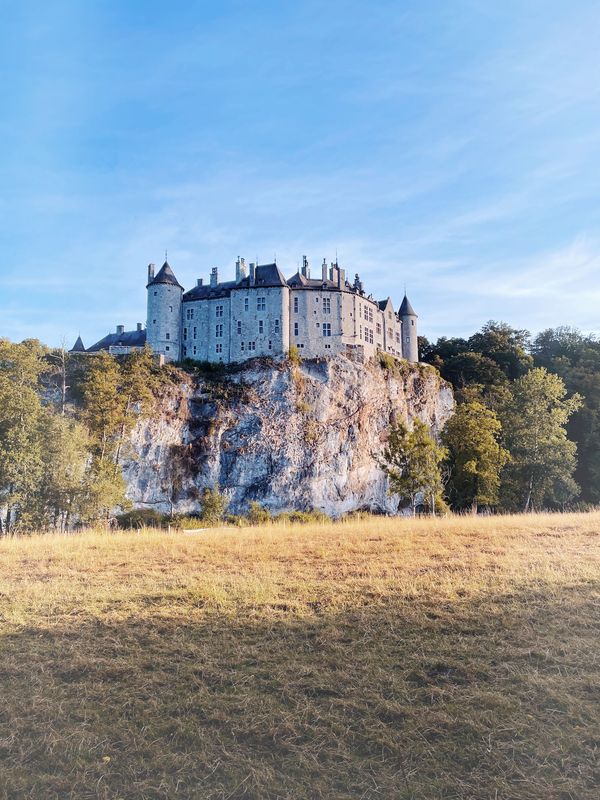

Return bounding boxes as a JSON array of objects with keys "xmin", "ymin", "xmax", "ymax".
[
  {"xmin": 229, "ymin": 287, "xmax": 289, "ymax": 362},
  {"xmin": 152, "ymin": 278, "xmax": 416, "ymax": 366},
  {"xmin": 146, "ymin": 283, "xmax": 182, "ymax": 362},
  {"xmin": 181, "ymin": 300, "xmax": 210, "ymax": 361},
  {"xmin": 289, "ymin": 289, "xmax": 344, "ymax": 357},
  {"xmin": 401, "ymin": 313, "xmax": 419, "ymax": 362}
]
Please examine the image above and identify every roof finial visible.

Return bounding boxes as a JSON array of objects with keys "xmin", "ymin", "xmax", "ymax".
[{"xmin": 165, "ymin": 249, "xmax": 168, "ymax": 263}]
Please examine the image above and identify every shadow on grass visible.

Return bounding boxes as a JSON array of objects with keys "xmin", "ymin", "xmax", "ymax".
[{"xmin": 1, "ymin": 585, "xmax": 599, "ymax": 800}]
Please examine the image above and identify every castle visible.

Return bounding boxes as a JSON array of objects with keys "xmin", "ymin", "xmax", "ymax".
[{"xmin": 75, "ymin": 256, "xmax": 419, "ymax": 364}]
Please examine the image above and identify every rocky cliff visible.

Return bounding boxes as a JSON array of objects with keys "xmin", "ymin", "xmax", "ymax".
[{"xmin": 123, "ymin": 356, "xmax": 454, "ymax": 517}]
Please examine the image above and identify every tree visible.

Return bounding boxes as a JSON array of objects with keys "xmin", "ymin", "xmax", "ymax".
[
  {"xmin": 468, "ymin": 321, "xmax": 533, "ymax": 380},
  {"xmin": 532, "ymin": 328, "xmax": 600, "ymax": 503},
  {"xmin": 21, "ymin": 411, "xmax": 91, "ymax": 531},
  {"xmin": 381, "ymin": 419, "xmax": 447, "ymax": 516},
  {"xmin": 499, "ymin": 368, "xmax": 582, "ymax": 511},
  {"xmin": 442, "ymin": 400, "xmax": 509, "ymax": 512},
  {"xmin": 0, "ymin": 339, "xmax": 47, "ymax": 532},
  {"xmin": 199, "ymin": 487, "xmax": 228, "ymax": 525}
]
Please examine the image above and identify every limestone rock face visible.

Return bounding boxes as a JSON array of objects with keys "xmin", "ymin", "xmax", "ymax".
[{"xmin": 123, "ymin": 357, "xmax": 454, "ymax": 517}]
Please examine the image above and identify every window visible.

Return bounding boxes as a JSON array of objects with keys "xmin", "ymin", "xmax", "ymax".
[
  {"xmin": 257, "ymin": 297, "xmax": 266, "ymax": 311},
  {"xmin": 274, "ymin": 319, "xmax": 280, "ymax": 333},
  {"xmin": 216, "ymin": 324, "xmax": 223, "ymax": 338},
  {"xmin": 259, "ymin": 320, "xmax": 264, "ymax": 334},
  {"xmin": 183, "ymin": 346, "xmax": 187, "ymax": 356},
  {"xmin": 237, "ymin": 321, "xmax": 242, "ymax": 335},
  {"xmin": 367, "ymin": 307, "xmax": 373, "ymax": 323},
  {"xmin": 241, "ymin": 342, "xmax": 245, "ymax": 351},
  {"xmin": 169, "ymin": 306, "xmax": 173, "ymax": 313},
  {"xmin": 294, "ymin": 297, "xmax": 299, "ymax": 313},
  {"xmin": 216, "ymin": 344, "xmax": 223, "ymax": 353},
  {"xmin": 248, "ymin": 341, "xmax": 256, "ymax": 351},
  {"xmin": 405, "ymin": 336, "xmax": 410, "ymax": 343},
  {"xmin": 153, "ymin": 319, "xmax": 156, "ymax": 324},
  {"xmin": 216, "ymin": 305, "xmax": 224, "ymax": 318},
  {"xmin": 244, "ymin": 297, "xmax": 249, "ymax": 311},
  {"xmin": 186, "ymin": 308, "xmax": 194, "ymax": 320},
  {"xmin": 166, "ymin": 346, "xmax": 170, "ymax": 351},
  {"xmin": 323, "ymin": 297, "xmax": 331, "ymax": 314},
  {"xmin": 183, "ymin": 328, "xmax": 188, "ymax": 340},
  {"xmin": 395, "ymin": 332, "xmax": 401, "ymax": 343},
  {"xmin": 369, "ymin": 329, "xmax": 374, "ymax": 344},
  {"xmin": 411, "ymin": 320, "xmax": 415, "ymax": 326},
  {"xmin": 154, "ymin": 291, "xmax": 157, "ymax": 296},
  {"xmin": 268, "ymin": 340, "xmax": 272, "ymax": 350},
  {"xmin": 193, "ymin": 346, "xmax": 197, "ymax": 355},
  {"xmin": 294, "ymin": 322, "xmax": 299, "ymax": 336},
  {"xmin": 376, "ymin": 323, "xmax": 382, "ymax": 335},
  {"xmin": 359, "ymin": 325, "xmax": 363, "ymax": 340},
  {"xmin": 323, "ymin": 323, "xmax": 331, "ymax": 337},
  {"xmin": 193, "ymin": 327, "xmax": 197, "ymax": 340},
  {"xmin": 166, "ymin": 332, "xmax": 170, "ymax": 340}
]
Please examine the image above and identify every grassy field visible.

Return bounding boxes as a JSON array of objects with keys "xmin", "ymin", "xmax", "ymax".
[{"xmin": 1, "ymin": 513, "xmax": 599, "ymax": 799}]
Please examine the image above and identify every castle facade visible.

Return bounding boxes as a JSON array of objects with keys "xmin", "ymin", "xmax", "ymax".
[
  {"xmin": 146, "ymin": 257, "xmax": 418, "ymax": 364},
  {"xmin": 78, "ymin": 256, "xmax": 419, "ymax": 364}
]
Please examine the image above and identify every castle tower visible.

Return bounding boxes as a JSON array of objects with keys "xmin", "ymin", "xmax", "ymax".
[
  {"xmin": 399, "ymin": 294, "xmax": 418, "ymax": 362},
  {"xmin": 146, "ymin": 261, "xmax": 183, "ymax": 362}
]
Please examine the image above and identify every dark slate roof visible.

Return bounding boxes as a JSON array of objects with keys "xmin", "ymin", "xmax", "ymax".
[
  {"xmin": 183, "ymin": 280, "xmax": 238, "ymax": 301},
  {"xmin": 87, "ymin": 329, "xmax": 147, "ymax": 353},
  {"xmin": 399, "ymin": 294, "xmax": 417, "ymax": 316},
  {"xmin": 183, "ymin": 263, "xmax": 288, "ymax": 301},
  {"xmin": 287, "ymin": 271, "xmax": 351, "ymax": 292},
  {"xmin": 378, "ymin": 297, "xmax": 394, "ymax": 311},
  {"xmin": 147, "ymin": 261, "xmax": 183, "ymax": 290},
  {"xmin": 69, "ymin": 335, "xmax": 86, "ymax": 353},
  {"xmin": 253, "ymin": 263, "xmax": 288, "ymax": 287}
]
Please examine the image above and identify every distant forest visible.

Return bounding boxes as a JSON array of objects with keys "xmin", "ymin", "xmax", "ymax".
[{"xmin": 420, "ymin": 323, "xmax": 600, "ymax": 508}]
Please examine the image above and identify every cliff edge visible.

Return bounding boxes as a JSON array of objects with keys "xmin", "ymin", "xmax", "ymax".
[{"xmin": 124, "ymin": 356, "xmax": 454, "ymax": 517}]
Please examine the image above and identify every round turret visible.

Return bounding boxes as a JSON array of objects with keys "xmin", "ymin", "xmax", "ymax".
[
  {"xmin": 399, "ymin": 294, "xmax": 418, "ymax": 363},
  {"xmin": 146, "ymin": 261, "xmax": 183, "ymax": 361}
]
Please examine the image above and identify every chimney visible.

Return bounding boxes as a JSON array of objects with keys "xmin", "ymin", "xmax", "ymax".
[
  {"xmin": 197, "ymin": 278, "xmax": 203, "ymax": 286},
  {"xmin": 329, "ymin": 264, "xmax": 339, "ymax": 285},
  {"xmin": 236, "ymin": 256, "xmax": 248, "ymax": 283},
  {"xmin": 301, "ymin": 255, "xmax": 310, "ymax": 279},
  {"xmin": 249, "ymin": 262, "xmax": 256, "ymax": 283},
  {"xmin": 210, "ymin": 267, "xmax": 219, "ymax": 288},
  {"xmin": 147, "ymin": 263, "xmax": 155, "ymax": 282},
  {"xmin": 116, "ymin": 325, "xmax": 125, "ymax": 335},
  {"xmin": 322, "ymin": 258, "xmax": 328, "ymax": 282},
  {"xmin": 137, "ymin": 322, "xmax": 142, "ymax": 331},
  {"xmin": 338, "ymin": 268, "xmax": 345, "ymax": 288}
]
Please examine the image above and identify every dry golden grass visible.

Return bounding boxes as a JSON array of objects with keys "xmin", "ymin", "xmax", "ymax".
[{"xmin": 1, "ymin": 513, "xmax": 599, "ymax": 799}]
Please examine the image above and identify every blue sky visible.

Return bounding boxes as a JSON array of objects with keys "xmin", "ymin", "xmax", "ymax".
[{"xmin": 1, "ymin": 0, "xmax": 600, "ymax": 347}]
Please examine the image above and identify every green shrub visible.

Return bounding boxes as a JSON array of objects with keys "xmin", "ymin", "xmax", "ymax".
[
  {"xmin": 378, "ymin": 351, "xmax": 396, "ymax": 371},
  {"xmin": 247, "ymin": 502, "xmax": 272, "ymax": 525},
  {"xmin": 116, "ymin": 509, "xmax": 172, "ymax": 529},
  {"xmin": 200, "ymin": 487, "xmax": 228, "ymax": 525},
  {"xmin": 288, "ymin": 345, "xmax": 302, "ymax": 366}
]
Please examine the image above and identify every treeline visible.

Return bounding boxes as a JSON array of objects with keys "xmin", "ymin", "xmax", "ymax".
[
  {"xmin": 392, "ymin": 321, "xmax": 596, "ymax": 513},
  {"xmin": 0, "ymin": 341, "xmax": 168, "ymax": 533}
]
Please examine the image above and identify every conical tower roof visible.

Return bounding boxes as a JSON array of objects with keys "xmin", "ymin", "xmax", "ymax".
[
  {"xmin": 147, "ymin": 261, "xmax": 183, "ymax": 290},
  {"xmin": 399, "ymin": 294, "xmax": 417, "ymax": 317},
  {"xmin": 69, "ymin": 335, "xmax": 86, "ymax": 353}
]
